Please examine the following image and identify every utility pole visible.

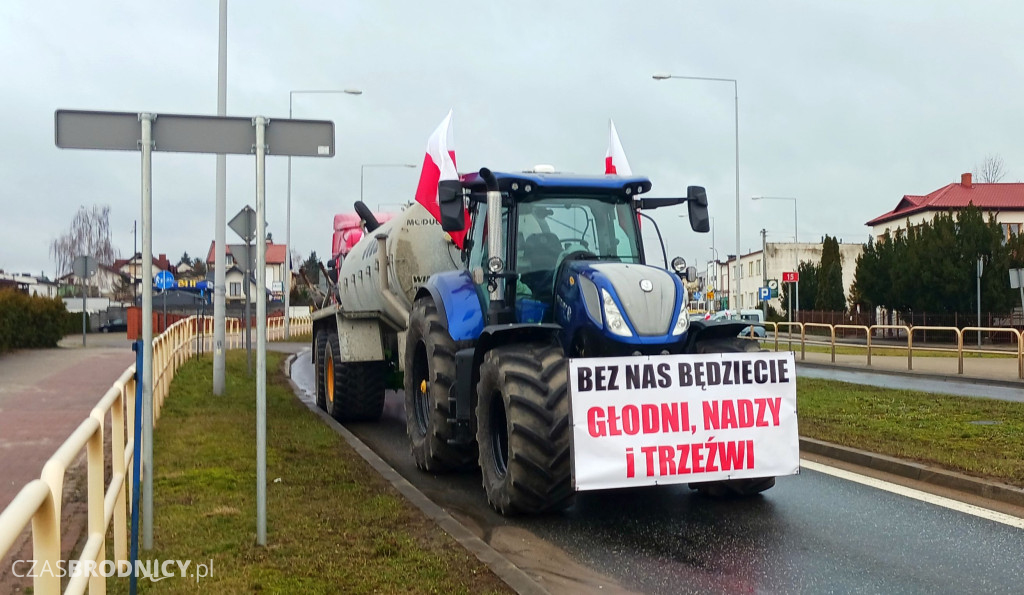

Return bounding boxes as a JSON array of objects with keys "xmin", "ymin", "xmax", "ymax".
[
  {"xmin": 977, "ymin": 256, "xmax": 984, "ymax": 347},
  {"xmin": 761, "ymin": 228, "xmax": 768, "ymax": 320}
]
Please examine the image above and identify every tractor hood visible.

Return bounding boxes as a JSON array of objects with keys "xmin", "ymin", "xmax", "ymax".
[{"xmin": 559, "ymin": 260, "xmax": 688, "ymax": 340}]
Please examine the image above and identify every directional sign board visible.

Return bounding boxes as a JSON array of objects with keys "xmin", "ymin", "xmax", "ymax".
[
  {"xmin": 55, "ymin": 110, "xmax": 335, "ymax": 157},
  {"xmin": 155, "ymin": 270, "xmax": 175, "ymax": 290},
  {"xmin": 782, "ymin": 271, "xmax": 800, "ymax": 283}
]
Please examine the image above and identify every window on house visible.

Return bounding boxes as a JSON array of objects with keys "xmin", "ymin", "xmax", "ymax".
[
  {"xmin": 757, "ymin": 259, "xmax": 762, "ymax": 276},
  {"xmin": 1001, "ymin": 223, "xmax": 1022, "ymax": 244},
  {"xmin": 229, "ymin": 282, "xmax": 241, "ymax": 297}
]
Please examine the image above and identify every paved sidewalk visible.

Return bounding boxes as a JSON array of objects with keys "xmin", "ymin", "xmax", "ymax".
[{"xmin": 0, "ymin": 338, "xmax": 135, "ymax": 511}]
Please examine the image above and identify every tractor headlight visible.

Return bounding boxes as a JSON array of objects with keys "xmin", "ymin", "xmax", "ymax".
[
  {"xmin": 601, "ymin": 289, "xmax": 633, "ymax": 337},
  {"xmin": 671, "ymin": 256, "xmax": 687, "ymax": 274},
  {"xmin": 672, "ymin": 288, "xmax": 690, "ymax": 335}
]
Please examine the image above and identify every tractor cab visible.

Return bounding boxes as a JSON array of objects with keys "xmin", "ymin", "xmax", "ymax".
[{"xmin": 459, "ymin": 171, "xmax": 652, "ymax": 325}]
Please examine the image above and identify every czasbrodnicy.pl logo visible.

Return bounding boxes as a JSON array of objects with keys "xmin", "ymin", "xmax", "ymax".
[{"xmin": 12, "ymin": 559, "xmax": 214, "ymax": 582}]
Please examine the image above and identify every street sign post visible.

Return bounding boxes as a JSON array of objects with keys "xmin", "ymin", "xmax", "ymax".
[
  {"xmin": 55, "ymin": 108, "xmax": 335, "ymax": 549},
  {"xmin": 155, "ymin": 270, "xmax": 175, "ymax": 331},
  {"xmin": 72, "ymin": 255, "xmax": 98, "ymax": 346}
]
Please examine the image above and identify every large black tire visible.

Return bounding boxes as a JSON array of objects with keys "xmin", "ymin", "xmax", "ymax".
[
  {"xmin": 314, "ymin": 331, "xmax": 329, "ymax": 411},
  {"xmin": 689, "ymin": 335, "xmax": 776, "ymax": 497},
  {"xmin": 404, "ymin": 298, "xmax": 476, "ymax": 471},
  {"xmin": 323, "ymin": 332, "xmax": 386, "ymax": 422},
  {"xmin": 476, "ymin": 343, "xmax": 572, "ymax": 515}
]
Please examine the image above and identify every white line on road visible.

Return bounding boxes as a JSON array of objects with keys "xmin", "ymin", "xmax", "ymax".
[{"xmin": 801, "ymin": 459, "xmax": 1024, "ymax": 529}]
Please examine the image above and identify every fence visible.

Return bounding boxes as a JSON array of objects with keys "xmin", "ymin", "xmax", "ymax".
[
  {"xmin": 0, "ymin": 313, "xmax": 311, "ymax": 594},
  {"xmin": 754, "ymin": 321, "xmax": 1024, "ymax": 380}
]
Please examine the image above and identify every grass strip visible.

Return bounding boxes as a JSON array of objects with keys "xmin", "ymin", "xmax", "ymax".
[
  {"xmin": 798, "ymin": 377, "xmax": 1024, "ymax": 487},
  {"xmin": 111, "ymin": 350, "xmax": 509, "ymax": 594}
]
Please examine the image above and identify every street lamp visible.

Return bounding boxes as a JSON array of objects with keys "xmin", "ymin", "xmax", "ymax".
[
  {"xmin": 752, "ymin": 196, "xmax": 799, "ymax": 321},
  {"xmin": 361, "ymin": 163, "xmax": 416, "ymax": 204},
  {"xmin": 285, "ymin": 88, "xmax": 362, "ymax": 338},
  {"xmin": 653, "ymin": 73, "xmax": 740, "ymax": 312}
]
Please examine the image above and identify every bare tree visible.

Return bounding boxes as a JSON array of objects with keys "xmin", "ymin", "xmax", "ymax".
[
  {"xmin": 975, "ymin": 154, "xmax": 1006, "ymax": 183},
  {"xmin": 49, "ymin": 205, "xmax": 118, "ymax": 277}
]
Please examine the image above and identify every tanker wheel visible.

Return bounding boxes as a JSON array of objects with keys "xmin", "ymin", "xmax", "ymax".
[
  {"xmin": 324, "ymin": 332, "xmax": 386, "ymax": 422},
  {"xmin": 314, "ymin": 330, "xmax": 329, "ymax": 411},
  {"xmin": 476, "ymin": 342, "xmax": 572, "ymax": 515},
  {"xmin": 688, "ymin": 336, "xmax": 776, "ymax": 497},
  {"xmin": 404, "ymin": 298, "xmax": 476, "ymax": 471}
]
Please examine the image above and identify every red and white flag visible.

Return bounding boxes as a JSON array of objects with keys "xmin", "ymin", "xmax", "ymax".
[
  {"xmin": 414, "ymin": 110, "xmax": 467, "ymax": 247},
  {"xmin": 605, "ymin": 119, "xmax": 632, "ymax": 176}
]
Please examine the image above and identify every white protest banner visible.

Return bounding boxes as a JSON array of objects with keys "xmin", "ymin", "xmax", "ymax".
[{"xmin": 568, "ymin": 351, "xmax": 799, "ymax": 491}]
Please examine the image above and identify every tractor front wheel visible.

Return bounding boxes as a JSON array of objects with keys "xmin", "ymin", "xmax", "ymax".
[{"xmin": 476, "ymin": 342, "xmax": 572, "ymax": 515}]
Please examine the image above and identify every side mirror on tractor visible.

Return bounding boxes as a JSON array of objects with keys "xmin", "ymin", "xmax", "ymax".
[
  {"xmin": 438, "ymin": 180, "xmax": 466, "ymax": 232},
  {"xmin": 687, "ymin": 186, "xmax": 710, "ymax": 233}
]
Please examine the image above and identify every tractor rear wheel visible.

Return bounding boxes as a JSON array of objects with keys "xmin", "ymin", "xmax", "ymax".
[
  {"xmin": 404, "ymin": 298, "xmax": 476, "ymax": 471},
  {"xmin": 323, "ymin": 331, "xmax": 386, "ymax": 422},
  {"xmin": 314, "ymin": 330, "xmax": 329, "ymax": 411},
  {"xmin": 689, "ymin": 335, "xmax": 776, "ymax": 497},
  {"xmin": 476, "ymin": 342, "xmax": 572, "ymax": 515}
]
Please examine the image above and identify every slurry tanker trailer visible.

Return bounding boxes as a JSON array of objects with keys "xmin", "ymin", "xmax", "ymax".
[{"xmin": 311, "ymin": 167, "xmax": 799, "ymax": 515}]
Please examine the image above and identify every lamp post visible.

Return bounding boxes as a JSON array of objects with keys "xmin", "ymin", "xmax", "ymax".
[
  {"xmin": 653, "ymin": 73, "xmax": 740, "ymax": 312},
  {"xmin": 360, "ymin": 163, "xmax": 416, "ymax": 204},
  {"xmin": 285, "ymin": 88, "xmax": 362, "ymax": 338},
  {"xmin": 752, "ymin": 196, "xmax": 798, "ymax": 321}
]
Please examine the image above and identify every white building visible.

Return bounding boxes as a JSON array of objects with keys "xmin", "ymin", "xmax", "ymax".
[{"xmin": 710, "ymin": 241, "xmax": 864, "ymax": 313}]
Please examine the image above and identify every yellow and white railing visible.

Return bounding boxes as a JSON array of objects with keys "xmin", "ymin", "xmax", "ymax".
[{"xmin": 0, "ymin": 312, "xmax": 311, "ymax": 594}]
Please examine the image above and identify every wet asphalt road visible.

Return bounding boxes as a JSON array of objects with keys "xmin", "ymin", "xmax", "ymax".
[{"xmin": 291, "ymin": 352, "xmax": 1024, "ymax": 594}]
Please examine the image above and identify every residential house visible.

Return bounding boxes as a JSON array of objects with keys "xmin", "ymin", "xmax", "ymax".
[
  {"xmin": 112, "ymin": 253, "xmax": 174, "ymax": 298},
  {"xmin": 867, "ymin": 172, "xmax": 1024, "ymax": 243},
  {"xmin": 205, "ymin": 239, "xmax": 288, "ymax": 301},
  {"xmin": 0, "ymin": 272, "xmax": 60, "ymax": 298}
]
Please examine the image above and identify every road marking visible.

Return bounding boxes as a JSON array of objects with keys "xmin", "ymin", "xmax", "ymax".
[{"xmin": 801, "ymin": 459, "xmax": 1024, "ymax": 529}]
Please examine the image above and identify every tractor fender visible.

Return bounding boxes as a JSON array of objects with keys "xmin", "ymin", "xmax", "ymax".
[{"xmin": 415, "ymin": 270, "xmax": 485, "ymax": 342}]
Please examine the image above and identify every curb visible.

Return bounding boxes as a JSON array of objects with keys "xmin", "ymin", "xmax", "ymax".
[
  {"xmin": 283, "ymin": 352, "xmax": 547, "ymax": 595},
  {"xmin": 800, "ymin": 437, "xmax": 1024, "ymax": 508}
]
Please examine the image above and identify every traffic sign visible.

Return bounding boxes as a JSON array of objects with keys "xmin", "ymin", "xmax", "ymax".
[
  {"xmin": 767, "ymin": 279, "xmax": 779, "ymax": 291},
  {"xmin": 72, "ymin": 255, "xmax": 98, "ymax": 278},
  {"xmin": 693, "ymin": 291, "xmax": 703, "ymax": 301},
  {"xmin": 782, "ymin": 271, "xmax": 800, "ymax": 283},
  {"xmin": 229, "ymin": 206, "xmax": 258, "ymax": 242},
  {"xmin": 155, "ymin": 270, "xmax": 175, "ymax": 290},
  {"xmin": 758, "ymin": 287, "xmax": 770, "ymax": 300},
  {"xmin": 707, "ymin": 290, "xmax": 715, "ymax": 300}
]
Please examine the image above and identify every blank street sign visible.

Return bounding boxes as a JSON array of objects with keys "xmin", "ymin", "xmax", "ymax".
[{"xmin": 55, "ymin": 110, "xmax": 334, "ymax": 157}]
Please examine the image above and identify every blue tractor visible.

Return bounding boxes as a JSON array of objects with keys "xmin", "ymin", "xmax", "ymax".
[{"xmin": 403, "ymin": 167, "xmax": 771, "ymax": 515}]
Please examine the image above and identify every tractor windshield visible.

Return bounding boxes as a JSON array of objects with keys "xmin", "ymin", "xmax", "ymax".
[{"xmin": 515, "ymin": 195, "xmax": 640, "ymax": 304}]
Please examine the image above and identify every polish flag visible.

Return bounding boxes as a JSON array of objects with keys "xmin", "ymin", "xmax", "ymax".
[
  {"xmin": 414, "ymin": 110, "xmax": 467, "ymax": 247},
  {"xmin": 605, "ymin": 119, "xmax": 632, "ymax": 176}
]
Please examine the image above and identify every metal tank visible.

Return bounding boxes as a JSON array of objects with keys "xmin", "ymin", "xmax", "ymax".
[{"xmin": 336, "ymin": 202, "xmax": 460, "ymax": 317}]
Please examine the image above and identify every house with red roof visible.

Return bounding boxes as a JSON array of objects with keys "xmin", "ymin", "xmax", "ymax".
[
  {"xmin": 206, "ymin": 239, "xmax": 289, "ymax": 302},
  {"xmin": 867, "ymin": 173, "xmax": 1024, "ymax": 242}
]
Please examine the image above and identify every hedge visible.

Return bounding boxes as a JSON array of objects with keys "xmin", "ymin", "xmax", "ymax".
[{"xmin": 0, "ymin": 290, "xmax": 79, "ymax": 352}]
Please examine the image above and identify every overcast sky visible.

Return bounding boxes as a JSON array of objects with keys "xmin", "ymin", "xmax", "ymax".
[{"xmin": 2, "ymin": 0, "xmax": 1022, "ymax": 278}]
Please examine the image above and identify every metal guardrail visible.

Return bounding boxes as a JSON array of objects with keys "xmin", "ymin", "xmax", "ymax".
[
  {"xmin": 0, "ymin": 313, "xmax": 313, "ymax": 594},
  {"xmin": 754, "ymin": 321, "xmax": 1023, "ymax": 380}
]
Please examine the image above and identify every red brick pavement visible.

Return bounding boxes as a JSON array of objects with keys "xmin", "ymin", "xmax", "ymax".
[{"xmin": 0, "ymin": 345, "xmax": 134, "ymax": 511}]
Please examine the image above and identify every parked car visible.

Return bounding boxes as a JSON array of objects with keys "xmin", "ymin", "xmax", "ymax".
[
  {"xmin": 99, "ymin": 318, "xmax": 128, "ymax": 333},
  {"xmin": 709, "ymin": 309, "xmax": 767, "ymax": 338}
]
